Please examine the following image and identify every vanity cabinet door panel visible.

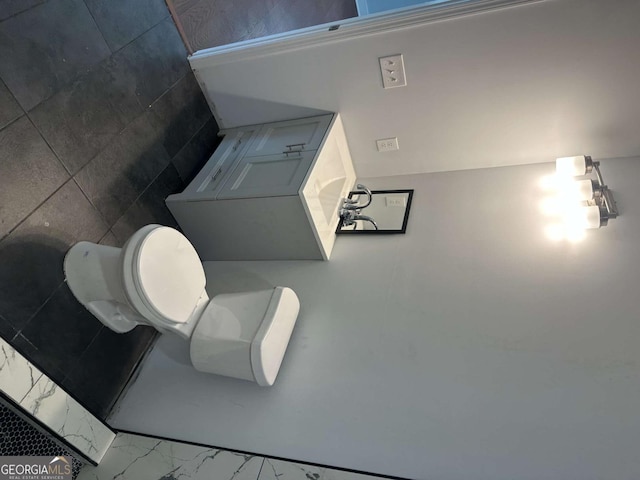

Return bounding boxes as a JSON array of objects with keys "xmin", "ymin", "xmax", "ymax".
[
  {"xmin": 217, "ymin": 151, "xmax": 316, "ymax": 199},
  {"xmin": 178, "ymin": 128, "xmax": 258, "ymax": 199},
  {"xmin": 245, "ymin": 115, "xmax": 332, "ymax": 157}
]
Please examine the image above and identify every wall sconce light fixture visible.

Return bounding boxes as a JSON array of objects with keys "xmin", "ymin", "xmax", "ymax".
[{"xmin": 540, "ymin": 155, "xmax": 618, "ymax": 242}]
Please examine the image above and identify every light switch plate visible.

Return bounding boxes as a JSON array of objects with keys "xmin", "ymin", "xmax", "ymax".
[{"xmin": 379, "ymin": 54, "xmax": 406, "ymax": 89}]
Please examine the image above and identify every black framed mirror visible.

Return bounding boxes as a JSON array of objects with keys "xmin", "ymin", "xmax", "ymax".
[{"xmin": 336, "ymin": 189, "xmax": 414, "ymax": 234}]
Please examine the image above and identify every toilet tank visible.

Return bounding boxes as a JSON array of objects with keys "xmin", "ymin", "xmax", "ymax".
[{"xmin": 189, "ymin": 289, "xmax": 275, "ymax": 382}]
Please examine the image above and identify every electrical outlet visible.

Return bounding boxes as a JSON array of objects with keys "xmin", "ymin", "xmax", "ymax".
[
  {"xmin": 386, "ymin": 195, "xmax": 407, "ymax": 207},
  {"xmin": 376, "ymin": 137, "xmax": 399, "ymax": 152},
  {"xmin": 379, "ymin": 54, "xmax": 406, "ymax": 89}
]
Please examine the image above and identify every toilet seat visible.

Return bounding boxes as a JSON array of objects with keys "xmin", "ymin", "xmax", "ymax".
[{"xmin": 121, "ymin": 225, "xmax": 206, "ymax": 328}]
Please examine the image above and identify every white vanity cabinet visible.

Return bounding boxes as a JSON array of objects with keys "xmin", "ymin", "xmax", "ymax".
[{"xmin": 166, "ymin": 114, "xmax": 355, "ymax": 261}]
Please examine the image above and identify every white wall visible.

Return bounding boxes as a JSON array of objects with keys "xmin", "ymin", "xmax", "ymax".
[
  {"xmin": 111, "ymin": 156, "xmax": 640, "ymax": 480},
  {"xmin": 192, "ymin": 0, "xmax": 640, "ymax": 178}
]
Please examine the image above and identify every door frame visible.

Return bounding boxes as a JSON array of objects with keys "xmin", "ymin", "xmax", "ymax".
[{"xmin": 189, "ymin": 0, "xmax": 544, "ymax": 69}]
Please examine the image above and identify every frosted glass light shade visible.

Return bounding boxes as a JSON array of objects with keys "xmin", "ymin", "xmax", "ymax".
[
  {"xmin": 556, "ymin": 156, "xmax": 587, "ymax": 176},
  {"xmin": 583, "ymin": 205, "xmax": 602, "ymax": 229},
  {"xmin": 575, "ymin": 179, "xmax": 594, "ymax": 201}
]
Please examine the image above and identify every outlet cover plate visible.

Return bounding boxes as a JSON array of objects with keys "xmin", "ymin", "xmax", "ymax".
[
  {"xmin": 376, "ymin": 137, "xmax": 399, "ymax": 152},
  {"xmin": 379, "ymin": 54, "xmax": 406, "ymax": 89},
  {"xmin": 386, "ymin": 195, "xmax": 407, "ymax": 207}
]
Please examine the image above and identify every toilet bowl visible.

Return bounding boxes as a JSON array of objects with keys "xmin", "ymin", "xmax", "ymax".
[{"xmin": 64, "ymin": 225, "xmax": 299, "ymax": 386}]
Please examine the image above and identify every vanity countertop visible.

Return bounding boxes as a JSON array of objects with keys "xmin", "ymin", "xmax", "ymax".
[{"xmin": 300, "ymin": 114, "xmax": 356, "ymax": 259}]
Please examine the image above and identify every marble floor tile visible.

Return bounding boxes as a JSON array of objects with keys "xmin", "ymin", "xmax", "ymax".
[
  {"xmin": 259, "ymin": 459, "xmax": 383, "ymax": 480},
  {"xmin": 20, "ymin": 376, "xmax": 115, "ymax": 463},
  {"xmin": 0, "ymin": 337, "xmax": 43, "ymax": 404},
  {"xmin": 77, "ymin": 433, "xmax": 263, "ymax": 480},
  {"xmin": 259, "ymin": 459, "xmax": 323, "ymax": 480}
]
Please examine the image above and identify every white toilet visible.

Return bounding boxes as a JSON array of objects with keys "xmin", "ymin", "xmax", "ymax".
[{"xmin": 64, "ymin": 224, "xmax": 300, "ymax": 386}]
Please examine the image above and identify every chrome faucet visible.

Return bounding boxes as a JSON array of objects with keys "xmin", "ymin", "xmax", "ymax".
[
  {"xmin": 341, "ymin": 184, "xmax": 372, "ymax": 210},
  {"xmin": 350, "ymin": 214, "xmax": 378, "ymax": 230},
  {"xmin": 339, "ymin": 184, "xmax": 378, "ymax": 230}
]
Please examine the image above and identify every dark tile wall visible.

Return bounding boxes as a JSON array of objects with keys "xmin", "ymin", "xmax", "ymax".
[
  {"xmin": 0, "ymin": 0, "xmax": 221, "ymax": 420},
  {"xmin": 168, "ymin": 0, "xmax": 358, "ymax": 53}
]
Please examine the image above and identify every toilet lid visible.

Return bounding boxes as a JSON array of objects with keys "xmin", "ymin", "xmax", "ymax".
[{"xmin": 134, "ymin": 227, "xmax": 206, "ymax": 324}]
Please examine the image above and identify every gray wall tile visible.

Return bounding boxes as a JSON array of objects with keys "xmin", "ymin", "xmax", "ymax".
[
  {"xmin": 113, "ymin": 18, "xmax": 189, "ymax": 107},
  {"xmin": 0, "ymin": 116, "xmax": 69, "ymax": 240},
  {"xmin": 0, "ymin": 179, "xmax": 108, "ymax": 329},
  {"xmin": 111, "ymin": 164, "xmax": 183, "ymax": 243},
  {"xmin": 149, "ymin": 72, "xmax": 213, "ymax": 158},
  {"xmin": 18, "ymin": 284, "xmax": 103, "ymax": 380},
  {"xmin": 74, "ymin": 113, "xmax": 171, "ymax": 225},
  {"xmin": 85, "ymin": 0, "xmax": 169, "ymax": 52},
  {"xmin": 171, "ymin": 117, "xmax": 221, "ymax": 184},
  {"xmin": 0, "ymin": 0, "xmax": 47, "ymax": 22},
  {"xmin": 0, "ymin": 79, "xmax": 23, "ymax": 130},
  {"xmin": 0, "ymin": 0, "xmax": 111, "ymax": 110},
  {"xmin": 30, "ymin": 56, "xmax": 144, "ymax": 175}
]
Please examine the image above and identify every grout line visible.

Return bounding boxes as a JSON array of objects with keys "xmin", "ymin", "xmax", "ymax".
[
  {"xmin": 71, "ymin": 177, "xmax": 111, "ymax": 232},
  {"xmin": 106, "ymin": 14, "xmax": 176, "ymax": 58},
  {"xmin": 255, "ymin": 457, "xmax": 266, "ymax": 480},
  {"xmin": 0, "ymin": 110, "xmax": 26, "ymax": 134},
  {"xmin": 0, "ymin": 77, "xmax": 26, "ymax": 128},
  {"xmin": 170, "ymin": 110, "xmax": 218, "ymax": 162},
  {"xmin": 17, "ymin": 280, "xmax": 66, "ymax": 336},
  {"xmin": 0, "ymin": 113, "xmax": 111, "ymax": 242},
  {"xmin": 21, "ymin": 36, "xmax": 138, "ymax": 180},
  {"xmin": 24, "ymin": 109, "xmax": 74, "ymax": 176},
  {"xmin": 109, "ymin": 161, "xmax": 173, "ymax": 238},
  {"xmin": 147, "ymin": 69, "xmax": 190, "ymax": 110},
  {"xmin": 0, "ymin": 175, "xmax": 72, "ymax": 243},
  {"xmin": 0, "ymin": 0, "xmax": 50, "ymax": 25},
  {"xmin": 61, "ymin": 325, "xmax": 104, "ymax": 384},
  {"xmin": 97, "ymin": 229, "xmax": 116, "ymax": 245},
  {"xmin": 80, "ymin": 0, "xmax": 113, "ymax": 54},
  {"xmin": 0, "ymin": 313, "xmax": 19, "ymax": 344}
]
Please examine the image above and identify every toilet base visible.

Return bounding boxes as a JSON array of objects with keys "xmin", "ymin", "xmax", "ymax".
[{"xmin": 64, "ymin": 241, "xmax": 145, "ymax": 332}]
